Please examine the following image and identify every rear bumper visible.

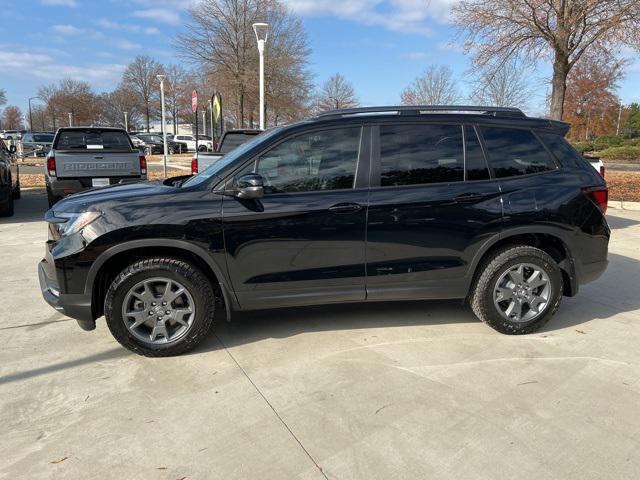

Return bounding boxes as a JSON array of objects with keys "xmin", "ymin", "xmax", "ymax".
[
  {"xmin": 579, "ymin": 259, "xmax": 609, "ymax": 286},
  {"xmin": 38, "ymin": 259, "xmax": 96, "ymax": 331},
  {"xmin": 48, "ymin": 176, "xmax": 145, "ymax": 196}
]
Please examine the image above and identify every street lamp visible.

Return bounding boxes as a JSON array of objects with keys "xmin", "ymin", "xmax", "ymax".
[
  {"xmin": 124, "ymin": 111, "xmax": 129, "ymax": 132},
  {"xmin": 208, "ymin": 98, "xmax": 214, "ymax": 140},
  {"xmin": 157, "ymin": 74, "xmax": 168, "ymax": 177},
  {"xmin": 68, "ymin": 112, "xmax": 73, "ymax": 127},
  {"xmin": 253, "ymin": 22, "xmax": 269, "ymax": 130},
  {"xmin": 28, "ymin": 96, "xmax": 44, "ymax": 132}
]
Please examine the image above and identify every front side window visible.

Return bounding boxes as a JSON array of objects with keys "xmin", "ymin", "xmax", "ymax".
[
  {"xmin": 255, "ymin": 127, "xmax": 361, "ymax": 194},
  {"xmin": 379, "ymin": 124, "xmax": 464, "ymax": 186},
  {"xmin": 481, "ymin": 127, "xmax": 557, "ymax": 178}
]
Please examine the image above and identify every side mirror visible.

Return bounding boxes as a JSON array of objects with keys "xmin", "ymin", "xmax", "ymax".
[
  {"xmin": 235, "ymin": 173, "xmax": 264, "ymax": 200},
  {"xmin": 8, "ymin": 145, "xmax": 16, "ymax": 154}
]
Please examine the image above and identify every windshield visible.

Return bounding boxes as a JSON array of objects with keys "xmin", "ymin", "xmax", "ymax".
[
  {"xmin": 33, "ymin": 134, "xmax": 54, "ymax": 143},
  {"xmin": 182, "ymin": 128, "xmax": 282, "ymax": 188},
  {"xmin": 220, "ymin": 133, "xmax": 256, "ymax": 153}
]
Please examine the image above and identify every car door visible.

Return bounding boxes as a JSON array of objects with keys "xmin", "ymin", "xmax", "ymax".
[
  {"xmin": 365, "ymin": 123, "xmax": 503, "ymax": 301},
  {"xmin": 222, "ymin": 125, "xmax": 371, "ymax": 310}
]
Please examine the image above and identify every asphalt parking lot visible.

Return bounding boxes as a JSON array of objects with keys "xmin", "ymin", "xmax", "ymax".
[{"xmin": 1, "ymin": 189, "xmax": 639, "ymax": 480}]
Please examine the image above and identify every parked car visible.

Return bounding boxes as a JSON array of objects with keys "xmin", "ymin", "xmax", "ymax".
[
  {"xmin": 173, "ymin": 134, "xmax": 209, "ymax": 152},
  {"xmin": 39, "ymin": 105, "xmax": 610, "ymax": 357},
  {"xmin": 586, "ymin": 156, "xmax": 605, "ymax": 178},
  {"xmin": 191, "ymin": 129, "xmax": 262, "ymax": 173},
  {"xmin": 44, "ymin": 127, "xmax": 147, "ymax": 207},
  {"xmin": 20, "ymin": 132, "xmax": 54, "ymax": 157},
  {"xmin": 0, "ymin": 138, "xmax": 20, "ymax": 216},
  {"xmin": 134, "ymin": 133, "xmax": 188, "ymax": 155},
  {"xmin": 0, "ymin": 130, "xmax": 20, "ymax": 140},
  {"xmin": 197, "ymin": 135, "xmax": 215, "ymax": 152}
]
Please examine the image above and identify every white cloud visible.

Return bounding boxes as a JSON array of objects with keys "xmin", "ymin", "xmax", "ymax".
[
  {"xmin": 282, "ymin": 0, "xmax": 458, "ymax": 35},
  {"xmin": 97, "ymin": 18, "xmax": 159, "ymax": 35},
  {"xmin": 51, "ymin": 24, "xmax": 83, "ymax": 35},
  {"xmin": 41, "ymin": 0, "xmax": 78, "ymax": 6},
  {"xmin": 133, "ymin": 8, "xmax": 181, "ymax": 25},
  {"xmin": 401, "ymin": 52, "xmax": 431, "ymax": 61},
  {"xmin": 113, "ymin": 39, "xmax": 142, "ymax": 51}
]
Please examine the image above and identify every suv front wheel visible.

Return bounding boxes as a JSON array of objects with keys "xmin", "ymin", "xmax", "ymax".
[
  {"xmin": 105, "ymin": 258, "xmax": 216, "ymax": 356},
  {"xmin": 471, "ymin": 246, "xmax": 563, "ymax": 334}
]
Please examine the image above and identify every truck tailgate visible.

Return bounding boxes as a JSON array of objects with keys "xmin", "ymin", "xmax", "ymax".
[{"xmin": 55, "ymin": 151, "xmax": 141, "ymax": 178}]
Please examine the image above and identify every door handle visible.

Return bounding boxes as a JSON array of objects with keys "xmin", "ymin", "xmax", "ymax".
[
  {"xmin": 454, "ymin": 193, "xmax": 483, "ymax": 203},
  {"xmin": 329, "ymin": 203, "xmax": 363, "ymax": 214}
]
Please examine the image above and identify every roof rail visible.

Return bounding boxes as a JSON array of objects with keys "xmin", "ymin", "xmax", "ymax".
[{"xmin": 316, "ymin": 105, "xmax": 527, "ymax": 119}]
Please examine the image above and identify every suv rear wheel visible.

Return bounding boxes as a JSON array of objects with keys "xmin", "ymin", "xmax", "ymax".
[
  {"xmin": 105, "ymin": 258, "xmax": 216, "ymax": 356},
  {"xmin": 470, "ymin": 246, "xmax": 563, "ymax": 334}
]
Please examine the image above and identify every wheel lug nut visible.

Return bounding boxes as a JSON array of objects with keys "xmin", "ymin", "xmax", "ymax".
[
  {"xmin": 162, "ymin": 302, "xmax": 167, "ymax": 306},
  {"xmin": 148, "ymin": 311, "xmax": 153, "ymax": 315},
  {"xmin": 166, "ymin": 310, "xmax": 171, "ymax": 315},
  {"xmin": 157, "ymin": 316, "xmax": 162, "ymax": 320},
  {"xmin": 152, "ymin": 302, "xmax": 157, "ymax": 306}
]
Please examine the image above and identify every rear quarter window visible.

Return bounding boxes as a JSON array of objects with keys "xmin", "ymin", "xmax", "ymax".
[
  {"xmin": 481, "ymin": 127, "xmax": 557, "ymax": 178},
  {"xmin": 537, "ymin": 132, "xmax": 585, "ymax": 168}
]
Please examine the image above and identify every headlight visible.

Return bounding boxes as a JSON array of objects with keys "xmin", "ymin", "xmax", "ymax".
[{"xmin": 51, "ymin": 211, "xmax": 102, "ymax": 236}]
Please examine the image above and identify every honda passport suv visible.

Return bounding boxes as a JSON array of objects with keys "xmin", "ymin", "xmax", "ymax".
[{"xmin": 39, "ymin": 106, "xmax": 610, "ymax": 357}]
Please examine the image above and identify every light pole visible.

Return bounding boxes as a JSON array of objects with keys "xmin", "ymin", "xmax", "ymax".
[
  {"xmin": 124, "ymin": 111, "xmax": 129, "ymax": 132},
  {"xmin": 28, "ymin": 96, "xmax": 43, "ymax": 132},
  {"xmin": 157, "ymin": 74, "xmax": 168, "ymax": 177},
  {"xmin": 253, "ymin": 22, "xmax": 269, "ymax": 130},
  {"xmin": 68, "ymin": 112, "xmax": 73, "ymax": 127},
  {"xmin": 616, "ymin": 103, "xmax": 623, "ymax": 136},
  {"xmin": 208, "ymin": 98, "xmax": 214, "ymax": 141}
]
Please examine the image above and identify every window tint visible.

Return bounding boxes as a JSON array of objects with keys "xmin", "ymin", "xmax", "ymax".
[
  {"xmin": 464, "ymin": 126, "xmax": 490, "ymax": 181},
  {"xmin": 538, "ymin": 132, "xmax": 583, "ymax": 168},
  {"xmin": 481, "ymin": 127, "xmax": 556, "ymax": 178},
  {"xmin": 255, "ymin": 127, "xmax": 361, "ymax": 194},
  {"xmin": 56, "ymin": 130, "xmax": 131, "ymax": 150},
  {"xmin": 379, "ymin": 124, "xmax": 463, "ymax": 186}
]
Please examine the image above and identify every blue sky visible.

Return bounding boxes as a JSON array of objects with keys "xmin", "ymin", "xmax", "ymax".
[{"xmin": 1, "ymin": 0, "xmax": 639, "ymax": 117}]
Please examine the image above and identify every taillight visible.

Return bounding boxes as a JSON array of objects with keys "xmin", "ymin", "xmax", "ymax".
[
  {"xmin": 191, "ymin": 156, "xmax": 198, "ymax": 174},
  {"xmin": 139, "ymin": 155, "xmax": 147, "ymax": 175},
  {"xmin": 599, "ymin": 165, "xmax": 606, "ymax": 178},
  {"xmin": 47, "ymin": 155, "xmax": 56, "ymax": 177},
  {"xmin": 584, "ymin": 186, "xmax": 608, "ymax": 215}
]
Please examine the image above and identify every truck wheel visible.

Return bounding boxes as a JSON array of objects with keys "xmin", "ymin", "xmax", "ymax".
[
  {"xmin": 470, "ymin": 246, "xmax": 563, "ymax": 335},
  {"xmin": 47, "ymin": 188, "xmax": 61, "ymax": 208},
  {"xmin": 104, "ymin": 258, "xmax": 216, "ymax": 357},
  {"xmin": 0, "ymin": 190, "xmax": 14, "ymax": 217},
  {"xmin": 12, "ymin": 181, "xmax": 21, "ymax": 200}
]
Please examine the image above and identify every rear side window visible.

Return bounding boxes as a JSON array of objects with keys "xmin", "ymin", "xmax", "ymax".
[
  {"xmin": 538, "ymin": 133, "xmax": 584, "ymax": 168},
  {"xmin": 56, "ymin": 130, "xmax": 131, "ymax": 150},
  {"xmin": 481, "ymin": 127, "xmax": 557, "ymax": 178},
  {"xmin": 379, "ymin": 124, "xmax": 464, "ymax": 186},
  {"xmin": 464, "ymin": 126, "xmax": 490, "ymax": 181}
]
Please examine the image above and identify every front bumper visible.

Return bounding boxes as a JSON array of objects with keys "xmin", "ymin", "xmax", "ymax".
[{"xmin": 38, "ymin": 258, "xmax": 96, "ymax": 331}]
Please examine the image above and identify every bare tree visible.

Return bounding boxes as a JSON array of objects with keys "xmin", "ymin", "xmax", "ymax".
[
  {"xmin": 177, "ymin": 0, "xmax": 312, "ymax": 128},
  {"xmin": 2, "ymin": 106, "xmax": 24, "ymax": 130},
  {"xmin": 120, "ymin": 56, "xmax": 165, "ymax": 132},
  {"xmin": 165, "ymin": 65, "xmax": 191, "ymax": 134},
  {"xmin": 315, "ymin": 74, "xmax": 359, "ymax": 112},
  {"xmin": 97, "ymin": 88, "xmax": 144, "ymax": 129},
  {"xmin": 469, "ymin": 61, "xmax": 531, "ymax": 109},
  {"xmin": 0, "ymin": 89, "xmax": 6, "ymax": 110},
  {"xmin": 37, "ymin": 79, "xmax": 100, "ymax": 127},
  {"xmin": 401, "ymin": 65, "xmax": 461, "ymax": 105},
  {"xmin": 452, "ymin": 0, "xmax": 640, "ymax": 120}
]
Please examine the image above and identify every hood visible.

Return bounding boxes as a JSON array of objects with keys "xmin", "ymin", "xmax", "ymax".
[{"xmin": 52, "ymin": 181, "xmax": 173, "ymax": 213}]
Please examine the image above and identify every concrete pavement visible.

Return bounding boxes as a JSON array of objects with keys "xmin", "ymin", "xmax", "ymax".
[{"xmin": 1, "ymin": 190, "xmax": 639, "ymax": 480}]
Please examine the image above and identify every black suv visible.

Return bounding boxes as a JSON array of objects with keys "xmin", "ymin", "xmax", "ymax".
[{"xmin": 39, "ymin": 106, "xmax": 610, "ymax": 356}]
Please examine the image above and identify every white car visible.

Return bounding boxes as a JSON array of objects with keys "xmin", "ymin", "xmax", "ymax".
[
  {"xmin": 586, "ymin": 156, "xmax": 605, "ymax": 178},
  {"xmin": 173, "ymin": 134, "xmax": 209, "ymax": 152}
]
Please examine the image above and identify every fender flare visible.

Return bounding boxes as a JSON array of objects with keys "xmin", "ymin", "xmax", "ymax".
[
  {"xmin": 85, "ymin": 239, "xmax": 239, "ymax": 319},
  {"xmin": 463, "ymin": 225, "xmax": 577, "ymax": 295}
]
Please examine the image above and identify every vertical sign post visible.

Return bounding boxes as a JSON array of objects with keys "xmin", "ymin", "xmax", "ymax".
[{"xmin": 192, "ymin": 90, "xmax": 199, "ymax": 155}]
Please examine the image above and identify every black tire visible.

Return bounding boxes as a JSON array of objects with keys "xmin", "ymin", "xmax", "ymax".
[
  {"xmin": 0, "ymin": 189, "xmax": 14, "ymax": 217},
  {"xmin": 198, "ymin": 145, "xmax": 207, "ymax": 152},
  {"xmin": 470, "ymin": 245, "xmax": 563, "ymax": 335},
  {"xmin": 47, "ymin": 188, "xmax": 61, "ymax": 208},
  {"xmin": 12, "ymin": 180, "xmax": 21, "ymax": 200},
  {"xmin": 104, "ymin": 258, "xmax": 216, "ymax": 357}
]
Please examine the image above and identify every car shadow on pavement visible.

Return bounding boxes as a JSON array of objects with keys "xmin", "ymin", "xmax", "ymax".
[
  {"xmin": 607, "ymin": 212, "xmax": 640, "ymax": 230},
  {"xmin": 0, "ymin": 188, "xmax": 48, "ymax": 225}
]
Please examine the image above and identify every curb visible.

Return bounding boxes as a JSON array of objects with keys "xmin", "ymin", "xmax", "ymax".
[{"xmin": 609, "ymin": 200, "xmax": 640, "ymax": 212}]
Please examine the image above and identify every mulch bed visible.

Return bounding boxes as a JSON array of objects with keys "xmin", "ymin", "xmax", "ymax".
[{"xmin": 607, "ymin": 172, "xmax": 640, "ymax": 202}]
